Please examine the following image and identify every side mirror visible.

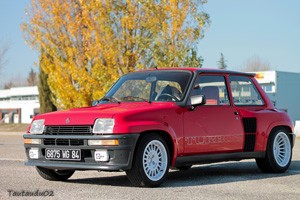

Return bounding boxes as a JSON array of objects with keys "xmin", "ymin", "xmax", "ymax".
[
  {"xmin": 193, "ymin": 84, "xmax": 200, "ymax": 89},
  {"xmin": 191, "ymin": 95, "xmax": 206, "ymax": 106}
]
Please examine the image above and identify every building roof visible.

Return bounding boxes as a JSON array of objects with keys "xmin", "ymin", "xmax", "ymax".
[{"xmin": 0, "ymin": 86, "xmax": 38, "ymax": 98}]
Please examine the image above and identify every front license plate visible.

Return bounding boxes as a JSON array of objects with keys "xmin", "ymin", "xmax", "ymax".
[{"xmin": 45, "ymin": 149, "xmax": 81, "ymax": 161}]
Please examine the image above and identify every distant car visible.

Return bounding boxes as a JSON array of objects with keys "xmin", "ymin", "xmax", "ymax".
[{"xmin": 24, "ymin": 68, "xmax": 295, "ymax": 187}]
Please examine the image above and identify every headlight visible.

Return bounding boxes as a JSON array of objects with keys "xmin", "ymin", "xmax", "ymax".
[
  {"xmin": 29, "ymin": 119, "xmax": 45, "ymax": 134},
  {"xmin": 93, "ymin": 118, "xmax": 114, "ymax": 134}
]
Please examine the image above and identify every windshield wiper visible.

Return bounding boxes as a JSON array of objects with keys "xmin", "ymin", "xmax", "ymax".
[
  {"xmin": 99, "ymin": 96, "xmax": 120, "ymax": 104},
  {"xmin": 121, "ymin": 96, "xmax": 149, "ymax": 103}
]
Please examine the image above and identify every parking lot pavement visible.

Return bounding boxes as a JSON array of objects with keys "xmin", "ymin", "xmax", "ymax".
[{"xmin": 0, "ymin": 132, "xmax": 299, "ymax": 200}]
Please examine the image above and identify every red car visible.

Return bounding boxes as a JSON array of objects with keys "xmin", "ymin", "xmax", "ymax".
[{"xmin": 24, "ymin": 68, "xmax": 295, "ymax": 187}]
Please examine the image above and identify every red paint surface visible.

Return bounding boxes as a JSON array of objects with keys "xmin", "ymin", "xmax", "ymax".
[{"xmin": 30, "ymin": 68, "xmax": 294, "ymax": 166}]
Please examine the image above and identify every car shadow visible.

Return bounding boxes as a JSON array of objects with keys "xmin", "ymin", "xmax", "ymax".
[
  {"xmin": 163, "ymin": 160, "xmax": 300, "ymax": 187},
  {"xmin": 66, "ymin": 160, "xmax": 300, "ymax": 188},
  {"xmin": 68, "ymin": 172, "xmax": 131, "ymax": 187}
]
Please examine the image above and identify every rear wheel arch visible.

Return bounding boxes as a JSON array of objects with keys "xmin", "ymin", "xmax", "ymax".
[
  {"xmin": 269, "ymin": 125, "xmax": 293, "ymax": 145},
  {"xmin": 256, "ymin": 126, "xmax": 292, "ymax": 173},
  {"xmin": 270, "ymin": 125, "xmax": 292, "ymax": 133}
]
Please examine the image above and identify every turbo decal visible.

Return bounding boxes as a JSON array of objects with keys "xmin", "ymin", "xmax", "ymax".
[{"xmin": 185, "ymin": 135, "xmax": 242, "ymax": 146}]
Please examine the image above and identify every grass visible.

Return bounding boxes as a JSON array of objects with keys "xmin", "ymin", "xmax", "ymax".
[{"xmin": 0, "ymin": 124, "xmax": 29, "ymax": 132}]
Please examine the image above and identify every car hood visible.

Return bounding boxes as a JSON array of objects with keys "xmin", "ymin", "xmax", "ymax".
[{"xmin": 33, "ymin": 102, "xmax": 175, "ymax": 126}]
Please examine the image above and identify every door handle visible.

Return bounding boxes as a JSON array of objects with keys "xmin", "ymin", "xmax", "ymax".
[{"xmin": 234, "ymin": 111, "xmax": 239, "ymax": 115}]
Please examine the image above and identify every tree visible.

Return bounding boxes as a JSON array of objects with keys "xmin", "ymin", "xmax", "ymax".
[
  {"xmin": 3, "ymin": 75, "xmax": 27, "ymax": 89},
  {"xmin": 27, "ymin": 68, "xmax": 38, "ymax": 86},
  {"xmin": 4, "ymin": 81, "xmax": 15, "ymax": 89},
  {"xmin": 38, "ymin": 50, "xmax": 57, "ymax": 113},
  {"xmin": 242, "ymin": 55, "xmax": 272, "ymax": 72},
  {"xmin": 22, "ymin": 0, "xmax": 210, "ymax": 109},
  {"xmin": 183, "ymin": 49, "xmax": 204, "ymax": 68},
  {"xmin": 218, "ymin": 53, "xmax": 227, "ymax": 69}
]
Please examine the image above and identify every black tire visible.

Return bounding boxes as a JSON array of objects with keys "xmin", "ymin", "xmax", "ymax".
[
  {"xmin": 36, "ymin": 167, "xmax": 75, "ymax": 181},
  {"xmin": 256, "ymin": 128, "xmax": 292, "ymax": 173},
  {"xmin": 126, "ymin": 134, "xmax": 170, "ymax": 187},
  {"xmin": 176, "ymin": 165, "xmax": 192, "ymax": 171}
]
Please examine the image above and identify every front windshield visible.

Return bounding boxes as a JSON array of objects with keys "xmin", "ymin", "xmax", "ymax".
[{"xmin": 102, "ymin": 70, "xmax": 192, "ymax": 103}]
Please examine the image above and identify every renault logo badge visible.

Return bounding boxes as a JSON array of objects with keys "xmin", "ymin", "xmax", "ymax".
[{"xmin": 66, "ymin": 118, "xmax": 70, "ymax": 124}]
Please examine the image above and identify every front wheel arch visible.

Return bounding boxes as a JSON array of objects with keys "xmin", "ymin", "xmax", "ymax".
[
  {"xmin": 136, "ymin": 130, "xmax": 175, "ymax": 166},
  {"xmin": 126, "ymin": 133, "xmax": 170, "ymax": 187}
]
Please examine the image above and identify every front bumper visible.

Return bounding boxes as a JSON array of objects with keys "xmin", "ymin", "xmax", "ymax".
[{"xmin": 23, "ymin": 134, "xmax": 139, "ymax": 171}]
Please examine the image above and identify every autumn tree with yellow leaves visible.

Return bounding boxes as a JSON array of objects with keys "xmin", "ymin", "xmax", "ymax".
[{"xmin": 22, "ymin": 0, "xmax": 210, "ymax": 109}]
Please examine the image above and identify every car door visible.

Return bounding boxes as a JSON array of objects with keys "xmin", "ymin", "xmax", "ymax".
[{"xmin": 183, "ymin": 74, "xmax": 244, "ymax": 155}]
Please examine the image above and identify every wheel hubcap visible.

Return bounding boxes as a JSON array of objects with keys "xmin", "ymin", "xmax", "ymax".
[
  {"xmin": 143, "ymin": 140, "xmax": 168, "ymax": 181},
  {"xmin": 273, "ymin": 132, "xmax": 291, "ymax": 167}
]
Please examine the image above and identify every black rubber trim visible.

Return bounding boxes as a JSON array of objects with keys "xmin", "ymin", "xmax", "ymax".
[
  {"xmin": 177, "ymin": 70, "xmax": 199, "ymax": 107},
  {"xmin": 195, "ymin": 69, "xmax": 255, "ymax": 77},
  {"xmin": 25, "ymin": 161, "xmax": 130, "ymax": 171},
  {"xmin": 290, "ymin": 133, "xmax": 296, "ymax": 148},
  {"xmin": 175, "ymin": 151, "xmax": 265, "ymax": 167}
]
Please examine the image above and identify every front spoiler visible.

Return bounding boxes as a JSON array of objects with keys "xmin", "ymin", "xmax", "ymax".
[
  {"xmin": 24, "ymin": 133, "xmax": 140, "ymax": 171},
  {"xmin": 25, "ymin": 161, "xmax": 129, "ymax": 171}
]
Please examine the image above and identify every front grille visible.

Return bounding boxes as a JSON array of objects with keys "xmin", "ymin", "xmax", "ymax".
[
  {"xmin": 242, "ymin": 118, "xmax": 257, "ymax": 133},
  {"xmin": 44, "ymin": 138, "xmax": 84, "ymax": 146},
  {"xmin": 44, "ymin": 126, "xmax": 92, "ymax": 135}
]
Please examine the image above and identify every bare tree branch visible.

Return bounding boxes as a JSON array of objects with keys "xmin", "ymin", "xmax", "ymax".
[
  {"xmin": 242, "ymin": 55, "xmax": 272, "ymax": 72},
  {"xmin": 0, "ymin": 44, "xmax": 9, "ymax": 73}
]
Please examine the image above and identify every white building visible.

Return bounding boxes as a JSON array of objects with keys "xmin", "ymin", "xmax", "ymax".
[
  {"xmin": 0, "ymin": 86, "xmax": 39, "ymax": 124},
  {"xmin": 254, "ymin": 71, "xmax": 300, "ymax": 124}
]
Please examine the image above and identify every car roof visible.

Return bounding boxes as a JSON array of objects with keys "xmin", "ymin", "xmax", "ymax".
[{"xmin": 136, "ymin": 67, "xmax": 255, "ymax": 77}]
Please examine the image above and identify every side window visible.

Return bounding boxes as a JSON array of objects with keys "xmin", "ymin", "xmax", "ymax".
[
  {"xmin": 229, "ymin": 76, "xmax": 264, "ymax": 106},
  {"xmin": 190, "ymin": 75, "xmax": 230, "ymax": 106}
]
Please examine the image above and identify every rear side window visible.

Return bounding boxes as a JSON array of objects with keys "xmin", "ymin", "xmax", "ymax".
[
  {"xmin": 190, "ymin": 75, "xmax": 230, "ymax": 106},
  {"xmin": 229, "ymin": 76, "xmax": 264, "ymax": 106}
]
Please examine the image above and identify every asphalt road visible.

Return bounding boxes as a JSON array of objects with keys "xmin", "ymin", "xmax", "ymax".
[{"xmin": 0, "ymin": 132, "xmax": 299, "ymax": 200}]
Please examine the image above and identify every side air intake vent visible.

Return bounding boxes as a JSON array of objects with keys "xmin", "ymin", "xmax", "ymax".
[
  {"xmin": 242, "ymin": 118, "xmax": 257, "ymax": 133},
  {"xmin": 244, "ymin": 134, "xmax": 256, "ymax": 151}
]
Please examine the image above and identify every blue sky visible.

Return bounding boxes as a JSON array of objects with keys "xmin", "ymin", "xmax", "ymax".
[
  {"xmin": 0, "ymin": 0, "xmax": 37, "ymax": 86},
  {"xmin": 200, "ymin": 0, "xmax": 300, "ymax": 71},
  {"xmin": 0, "ymin": 0, "xmax": 300, "ymax": 87}
]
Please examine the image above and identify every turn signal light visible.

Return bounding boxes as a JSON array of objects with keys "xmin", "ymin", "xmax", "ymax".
[
  {"xmin": 88, "ymin": 139, "xmax": 119, "ymax": 146},
  {"xmin": 24, "ymin": 139, "xmax": 41, "ymax": 144}
]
